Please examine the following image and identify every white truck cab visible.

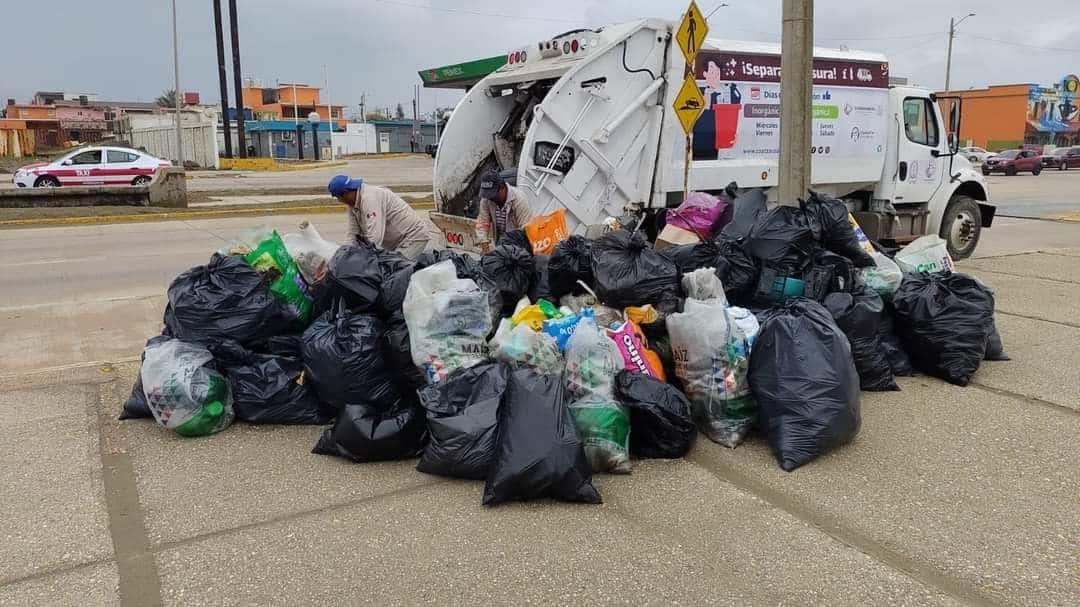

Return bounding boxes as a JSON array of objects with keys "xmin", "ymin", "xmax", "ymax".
[{"xmin": 433, "ymin": 19, "xmax": 993, "ymax": 258}]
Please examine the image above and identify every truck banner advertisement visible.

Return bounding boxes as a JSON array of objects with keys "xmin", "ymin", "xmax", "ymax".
[{"xmin": 687, "ymin": 50, "xmax": 890, "ymax": 162}]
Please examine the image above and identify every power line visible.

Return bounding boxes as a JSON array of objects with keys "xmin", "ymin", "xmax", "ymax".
[
  {"xmin": 960, "ymin": 34, "xmax": 1080, "ymax": 53},
  {"xmin": 373, "ymin": 0, "xmax": 583, "ymax": 24}
]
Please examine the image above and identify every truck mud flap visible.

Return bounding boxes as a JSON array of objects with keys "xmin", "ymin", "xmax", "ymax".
[{"xmin": 978, "ymin": 203, "xmax": 996, "ymax": 227}]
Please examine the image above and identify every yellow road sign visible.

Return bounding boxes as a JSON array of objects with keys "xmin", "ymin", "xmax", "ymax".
[
  {"xmin": 672, "ymin": 73, "xmax": 705, "ymax": 135},
  {"xmin": 675, "ymin": 0, "xmax": 709, "ymax": 63}
]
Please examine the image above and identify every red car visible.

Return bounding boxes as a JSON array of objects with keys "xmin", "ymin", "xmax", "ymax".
[
  {"xmin": 1043, "ymin": 146, "xmax": 1080, "ymax": 171},
  {"xmin": 982, "ymin": 149, "xmax": 1042, "ymax": 176}
]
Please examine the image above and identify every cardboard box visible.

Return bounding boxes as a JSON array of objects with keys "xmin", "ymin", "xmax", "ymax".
[{"xmin": 655, "ymin": 224, "xmax": 701, "ymax": 250}]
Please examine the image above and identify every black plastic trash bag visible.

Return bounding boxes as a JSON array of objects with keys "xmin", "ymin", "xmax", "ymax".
[
  {"xmin": 215, "ymin": 341, "xmax": 332, "ymax": 425},
  {"xmin": 664, "ymin": 240, "xmax": 728, "ymax": 276},
  {"xmin": 548, "ymin": 236, "xmax": 593, "ymax": 298},
  {"xmin": 986, "ymin": 322, "xmax": 1010, "ymax": 361},
  {"xmin": 802, "ymin": 192, "xmax": 875, "ymax": 267},
  {"xmin": 483, "ymin": 368, "xmax": 601, "ymax": 506},
  {"xmin": 164, "ymin": 253, "xmax": 294, "ymax": 345},
  {"xmin": 324, "ymin": 244, "xmax": 383, "ymax": 313},
  {"xmin": 529, "ymin": 255, "xmax": 554, "ymax": 302},
  {"xmin": 312, "ymin": 401, "xmax": 427, "ymax": 463},
  {"xmin": 824, "ymin": 288, "xmax": 899, "ymax": 391},
  {"xmin": 384, "ymin": 313, "xmax": 426, "ymax": 393},
  {"xmin": 877, "ymin": 308, "xmax": 915, "ymax": 376},
  {"xmin": 892, "ymin": 272, "xmax": 996, "ymax": 386},
  {"xmin": 497, "ymin": 228, "xmax": 533, "ymax": 254},
  {"xmin": 614, "ymin": 371, "xmax": 696, "ymax": 459},
  {"xmin": 751, "ymin": 299, "xmax": 862, "ymax": 471},
  {"xmin": 720, "ymin": 188, "xmax": 768, "ymax": 241},
  {"xmin": 416, "ymin": 363, "xmax": 510, "ymax": 480},
  {"xmin": 481, "ymin": 244, "xmax": 533, "ymax": 310},
  {"xmin": 744, "ymin": 206, "xmax": 816, "ymax": 267},
  {"xmin": 376, "ymin": 248, "xmax": 415, "ymax": 316},
  {"xmin": 716, "ymin": 238, "xmax": 758, "ymax": 304},
  {"xmin": 119, "ymin": 335, "xmax": 173, "ymax": 420},
  {"xmin": 301, "ymin": 302, "xmax": 401, "ymax": 411},
  {"xmin": 591, "ymin": 230, "xmax": 679, "ymax": 309}
]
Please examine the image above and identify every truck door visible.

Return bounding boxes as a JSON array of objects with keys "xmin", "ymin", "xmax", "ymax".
[{"xmin": 893, "ymin": 96, "xmax": 945, "ymax": 204}]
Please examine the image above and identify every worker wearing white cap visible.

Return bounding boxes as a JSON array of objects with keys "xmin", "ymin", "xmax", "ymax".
[{"xmin": 328, "ymin": 174, "xmax": 444, "ymax": 260}]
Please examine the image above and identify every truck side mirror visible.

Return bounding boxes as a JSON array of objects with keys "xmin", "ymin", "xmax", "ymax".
[
  {"xmin": 948, "ymin": 132, "xmax": 958, "ymax": 153},
  {"xmin": 948, "ymin": 101, "xmax": 961, "ymax": 153}
]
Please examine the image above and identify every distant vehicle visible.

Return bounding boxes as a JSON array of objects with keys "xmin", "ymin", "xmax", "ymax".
[
  {"xmin": 1043, "ymin": 146, "xmax": 1080, "ymax": 170},
  {"xmin": 12, "ymin": 146, "xmax": 171, "ymax": 188},
  {"xmin": 960, "ymin": 146, "xmax": 991, "ymax": 164},
  {"xmin": 982, "ymin": 149, "xmax": 1042, "ymax": 176}
]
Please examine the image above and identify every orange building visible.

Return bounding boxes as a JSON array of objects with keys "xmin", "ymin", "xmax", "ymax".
[
  {"xmin": 939, "ymin": 74, "xmax": 1079, "ymax": 151},
  {"xmin": 4, "ymin": 104, "xmax": 57, "ymax": 120},
  {"xmin": 240, "ymin": 83, "xmax": 345, "ymax": 128}
]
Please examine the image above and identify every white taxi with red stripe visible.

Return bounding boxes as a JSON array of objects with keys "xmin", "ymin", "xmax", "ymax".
[{"xmin": 12, "ymin": 146, "xmax": 171, "ymax": 188}]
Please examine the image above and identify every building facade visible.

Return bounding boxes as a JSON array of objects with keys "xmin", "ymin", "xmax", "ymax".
[
  {"xmin": 239, "ymin": 82, "xmax": 345, "ymax": 130},
  {"xmin": 369, "ymin": 120, "xmax": 438, "ymax": 153},
  {"xmin": 940, "ymin": 74, "xmax": 1079, "ymax": 150},
  {"xmin": 244, "ymin": 120, "xmax": 333, "ymax": 159}
]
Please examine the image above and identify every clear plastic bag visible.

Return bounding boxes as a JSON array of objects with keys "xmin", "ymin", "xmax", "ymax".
[
  {"xmin": 490, "ymin": 320, "xmax": 564, "ymax": 375},
  {"xmin": 282, "ymin": 220, "xmax": 341, "ymax": 284},
  {"xmin": 681, "ymin": 267, "xmax": 729, "ymax": 304},
  {"xmin": 727, "ymin": 306, "xmax": 760, "ymax": 350},
  {"xmin": 859, "ymin": 251, "xmax": 903, "ymax": 299},
  {"xmin": 564, "ymin": 317, "xmax": 623, "ymax": 401},
  {"xmin": 667, "ymin": 298, "xmax": 755, "ymax": 448},
  {"xmin": 403, "ymin": 261, "xmax": 492, "ymax": 383},
  {"xmin": 140, "ymin": 339, "xmax": 234, "ymax": 437}
]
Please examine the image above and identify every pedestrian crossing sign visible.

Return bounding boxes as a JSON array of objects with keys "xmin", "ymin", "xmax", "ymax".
[{"xmin": 675, "ymin": 1, "xmax": 709, "ymax": 63}]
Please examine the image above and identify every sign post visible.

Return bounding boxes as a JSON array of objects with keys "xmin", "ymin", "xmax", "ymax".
[{"xmin": 674, "ymin": 1, "xmax": 708, "ymax": 197}]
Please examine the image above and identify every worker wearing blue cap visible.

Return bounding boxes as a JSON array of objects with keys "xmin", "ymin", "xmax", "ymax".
[{"xmin": 327, "ymin": 174, "xmax": 443, "ymax": 260}]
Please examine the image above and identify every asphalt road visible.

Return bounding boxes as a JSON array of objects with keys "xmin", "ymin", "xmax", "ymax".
[
  {"xmin": 1, "ymin": 212, "xmax": 1079, "ymax": 605},
  {"xmin": 984, "ymin": 169, "xmax": 1080, "ymax": 219}
]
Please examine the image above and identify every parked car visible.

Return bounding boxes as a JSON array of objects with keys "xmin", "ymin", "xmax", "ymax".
[
  {"xmin": 12, "ymin": 146, "xmax": 171, "ymax": 188},
  {"xmin": 1043, "ymin": 146, "xmax": 1080, "ymax": 170},
  {"xmin": 960, "ymin": 146, "xmax": 992, "ymax": 164},
  {"xmin": 982, "ymin": 149, "xmax": 1042, "ymax": 176}
]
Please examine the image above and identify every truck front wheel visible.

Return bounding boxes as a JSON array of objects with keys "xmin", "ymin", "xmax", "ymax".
[{"xmin": 939, "ymin": 195, "xmax": 982, "ymax": 260}]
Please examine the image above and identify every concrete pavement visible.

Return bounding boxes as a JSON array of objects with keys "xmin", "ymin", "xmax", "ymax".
[{"xmin": 1, "ymin": 216, "xmax": 1079, "ymax": 605}]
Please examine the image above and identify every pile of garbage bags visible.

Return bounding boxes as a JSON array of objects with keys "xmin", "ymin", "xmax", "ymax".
[{"xmin": 122, "ymin": 190, "xmax": 1009, "ymax": 502}]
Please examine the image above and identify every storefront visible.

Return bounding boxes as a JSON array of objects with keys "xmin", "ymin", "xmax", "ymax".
[{"xmin": 940, "ymin": 74, "xmax": 1079, "ymax": 150}]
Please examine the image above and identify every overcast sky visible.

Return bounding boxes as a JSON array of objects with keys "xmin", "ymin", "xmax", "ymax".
[{"xmin": 2, "ymin": 0, "xmax": 1077, "ymax": 118}]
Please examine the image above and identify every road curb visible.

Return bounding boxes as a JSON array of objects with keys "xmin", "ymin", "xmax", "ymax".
[{"xmin": 0, "ymin": 202, "xmax": 435, "ymax": 228}]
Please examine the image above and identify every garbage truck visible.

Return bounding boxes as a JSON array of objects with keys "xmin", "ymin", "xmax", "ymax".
[{"xmin": 431, "ymin": 18, "xmax": 995, "ymax": 259}]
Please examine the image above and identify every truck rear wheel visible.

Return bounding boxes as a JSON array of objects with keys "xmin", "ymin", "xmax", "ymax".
[{"xmin": 939, "ymin": 195, "xmax": 982, "ymax": 260}]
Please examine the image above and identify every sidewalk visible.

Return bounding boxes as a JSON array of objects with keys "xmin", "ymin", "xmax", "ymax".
[{"xmin": 1, "ymin": 248, "xmax": 1078, "ymax": 606}]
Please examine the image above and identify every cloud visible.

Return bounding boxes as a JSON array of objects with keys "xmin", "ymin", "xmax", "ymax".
[{"xmin": 1, "ymin": 0, "xmax": 1076, "ymax": 117}]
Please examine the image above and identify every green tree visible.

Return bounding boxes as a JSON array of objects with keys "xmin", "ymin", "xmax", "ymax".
[{"xmin": 155, "ymin": 89, "xmax": 178, "ymax": 108}]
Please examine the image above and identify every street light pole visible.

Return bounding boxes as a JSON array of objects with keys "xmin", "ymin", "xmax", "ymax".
[
  {"xmin": 944, "ymin": 12, "xmax": 975, "ymax": 92},
  {"xmin": 171, "ymin": 0, "xmax": 184, "ymax": 167}
]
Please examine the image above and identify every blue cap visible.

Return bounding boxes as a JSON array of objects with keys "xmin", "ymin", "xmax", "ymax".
[{"xmin": 328, "ymin": 174, "xmax": 362, "ymax": 197}]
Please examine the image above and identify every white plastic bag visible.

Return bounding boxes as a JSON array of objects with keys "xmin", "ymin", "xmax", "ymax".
[
  {"xmin": 403, "ymin": 260, "xmax": 492, "ymax": 383},
  {"xmin": 860, "ymin": 251, "xmax": 904, "ymax": 298},
  {"xmin": 282, "ymin": 220, "xmax": 341, "ymax": 284},
  {"xmin": 895, "ymin": 235, "xmax": 955, "ymax": 275},
  {"xmin": 140, "ymin": 339, "xmax": 234, "ymax": 437},
  {"xmin": 681, "ymin": 267, "xmax": 728, "ymax": 304},
  {"xmin": 667, "ymin": 298, "xmax": 755, "ymax": 448},
  {"xmin": 490, "ymin": 320, "xmax": 564, "ymax": 375}
]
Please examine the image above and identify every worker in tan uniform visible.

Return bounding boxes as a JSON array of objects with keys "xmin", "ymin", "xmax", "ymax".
[
  {"xmin": 475, "ymin": 170, "xmax": 534, "ymax": 252},
  {"xmin": 328, "ymin": 174, "xmax": 444, "ymax": 260}
]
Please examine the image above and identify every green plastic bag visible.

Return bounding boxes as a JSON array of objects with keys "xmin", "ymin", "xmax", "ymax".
[
  {"xmin": 569, "ymin": 398, "xmax": 631, "ymax": 474},
  {"xmin": 242, "ymin": 229, "xmax": 313, "ymax": 323}
]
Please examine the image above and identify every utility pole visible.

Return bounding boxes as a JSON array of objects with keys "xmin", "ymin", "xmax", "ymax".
[
  {"xmin": 944, "ymin": 12, "xmax": 976, "ymax": 92},
  {"xmin": 778, "ymin": 0, "xmax": 813, "ymax": 204},
  {"xmin": 212, "ymin": 0, "xmax": 232, "ymax": 158},
  {"xmin": 227, "ymin": 0, "xmax": 247, "ymax": 157},
  {"xmin": 359, "ymin": 94, "xmax": 366, "ymax": 122},
  {"xmin": 412, "ymin": 87, "xmax": 418, "ymax": 153},
  {"xmin": 170, "ymin": 0, "xmax": 184, "ymax": 167}
]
